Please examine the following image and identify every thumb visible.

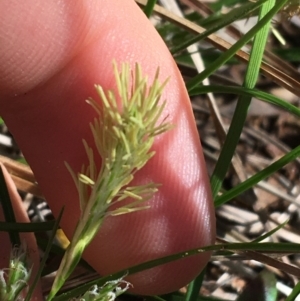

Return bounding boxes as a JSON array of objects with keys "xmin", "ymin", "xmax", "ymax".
[{"xmin": 0, "ymin": 0, "xmax": 215, "ymax": 295}]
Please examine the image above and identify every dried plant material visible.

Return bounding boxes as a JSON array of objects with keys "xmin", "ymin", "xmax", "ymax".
[{"xmin": 281, "ymin": 0, "xmax": 300, "ymax": 18}]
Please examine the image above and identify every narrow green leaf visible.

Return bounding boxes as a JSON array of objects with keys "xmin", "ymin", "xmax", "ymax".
[
  {"xmin": 252, "ymin": 219, "xmax": 289, "ymax": 243},
  {"xmin": 209, "ymin": 0, "xmax": 286, "ymax": 199},
  {"xmin": 190, "ymin": 85, "xmax": 300, "ymax": 118},
  {"xmin": 286, "ymin": 281, "xmax": 300, "ymax": 301},
  {"xmin": 215, "ymin": 144, "xmax": 300, "ymax": 206},
  {"xmin": 144, "ymin": 0, "xmax": 158, "ymax": 18},
  {"xmin": 171, "ymin": 0, "xmax": 268, "ymax": 55},
  {"xmin": 185, "ymin": 0, "xmax": 288, "ymax": 92},
  {"xmin": 185, "ymin": 268, "xmax": 206, "ymax": 301},
  {"xmin": 52, "ymin": 242, "xmax": 300, "ymax": 300}
]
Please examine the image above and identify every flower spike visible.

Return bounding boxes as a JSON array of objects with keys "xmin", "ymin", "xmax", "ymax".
[{"xmin": 47, "ymin": 61, "xmax": 172, "ymax": 300}]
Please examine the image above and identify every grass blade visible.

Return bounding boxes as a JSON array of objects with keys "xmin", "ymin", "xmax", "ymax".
[
  {"xmin": 286, "ymin": 281, "xmax": 300, "ymax": 301},
  {"xmin": 171, "ymin": 0, "xmax": 268, "ymax": 55},
  {"xmin": 144, "ymin": 0, "xmax": 158, "ymax": 17},
  {"xmin": 190, "ymin": 85, "xmax": 300, "ymax": 117},
  {"xmin": 209, "ymin": 0, "xmax": 285, "ymax": 198},
  {"xmin": 215, "ymin": 144, "xmax": 300, "ymax": 206},
  {"xmin": 184, "ymin": 268, "xmax": 206, "ymax": 301},
  {"xmin": 185, "ymin": 0, "xmax": 288, "ymax": 92},
  {"xmin": 53, "ymin": 241, "xmax": 300, "ymax": 300}
]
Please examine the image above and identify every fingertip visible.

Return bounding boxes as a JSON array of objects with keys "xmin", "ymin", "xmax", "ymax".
[{"xmin": 0, "ymin": 0, "xmax": 215, "ymax": 296}]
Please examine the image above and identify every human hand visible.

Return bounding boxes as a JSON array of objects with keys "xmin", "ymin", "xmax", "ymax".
[{"xmin": 0, "ymin": 0, "xmax": 215, "ymax": 296}]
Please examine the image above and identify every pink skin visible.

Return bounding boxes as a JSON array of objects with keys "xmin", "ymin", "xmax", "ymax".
[
  {"xmin": 0, "ymin": 164, "xmax": 43, "ymax": 301},
  {"xmin": 0, "ymin": 0, "xmax": 215, "ymax": 296}
]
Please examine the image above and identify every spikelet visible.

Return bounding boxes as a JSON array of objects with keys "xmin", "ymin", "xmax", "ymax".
[{"xmin": 47, "ymin": 61, "xmax": 172, "ymax": 300}]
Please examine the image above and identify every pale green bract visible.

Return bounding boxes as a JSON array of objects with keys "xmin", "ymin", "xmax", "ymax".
[
  {"xmin": 70, "ymin": 276, "xmax": 131, "ymax": 301},
  {"xmin": 47, "ymin": 61, "xmax": 172, "ymax": 300},
  {"xmin": 0, "ymin": 246, "xmax": 31, "ymax": 301}
]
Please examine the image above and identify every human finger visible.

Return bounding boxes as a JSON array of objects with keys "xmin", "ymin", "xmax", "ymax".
[{"xmin": 0, "ymin": 0, "xmax": 215, "ymax": 295}]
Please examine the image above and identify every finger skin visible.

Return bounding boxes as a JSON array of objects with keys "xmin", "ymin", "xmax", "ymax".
[
  {"xmin": 0, "ymin": 0, "xmax": 215, "ymax": 295},
  {"xmin": 0, "ymin": 164, "xmax": 43, "ymax": 301}
]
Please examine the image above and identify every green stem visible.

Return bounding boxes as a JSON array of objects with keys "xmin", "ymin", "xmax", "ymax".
[{"xmin": 47, "ymin": 196, "xmax": 106, "ymax": 300}]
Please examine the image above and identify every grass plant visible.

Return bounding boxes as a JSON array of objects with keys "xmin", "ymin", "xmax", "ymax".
[{"xmin": 1, "ymin": 0, "xmax": 300, "ymax": 300}]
